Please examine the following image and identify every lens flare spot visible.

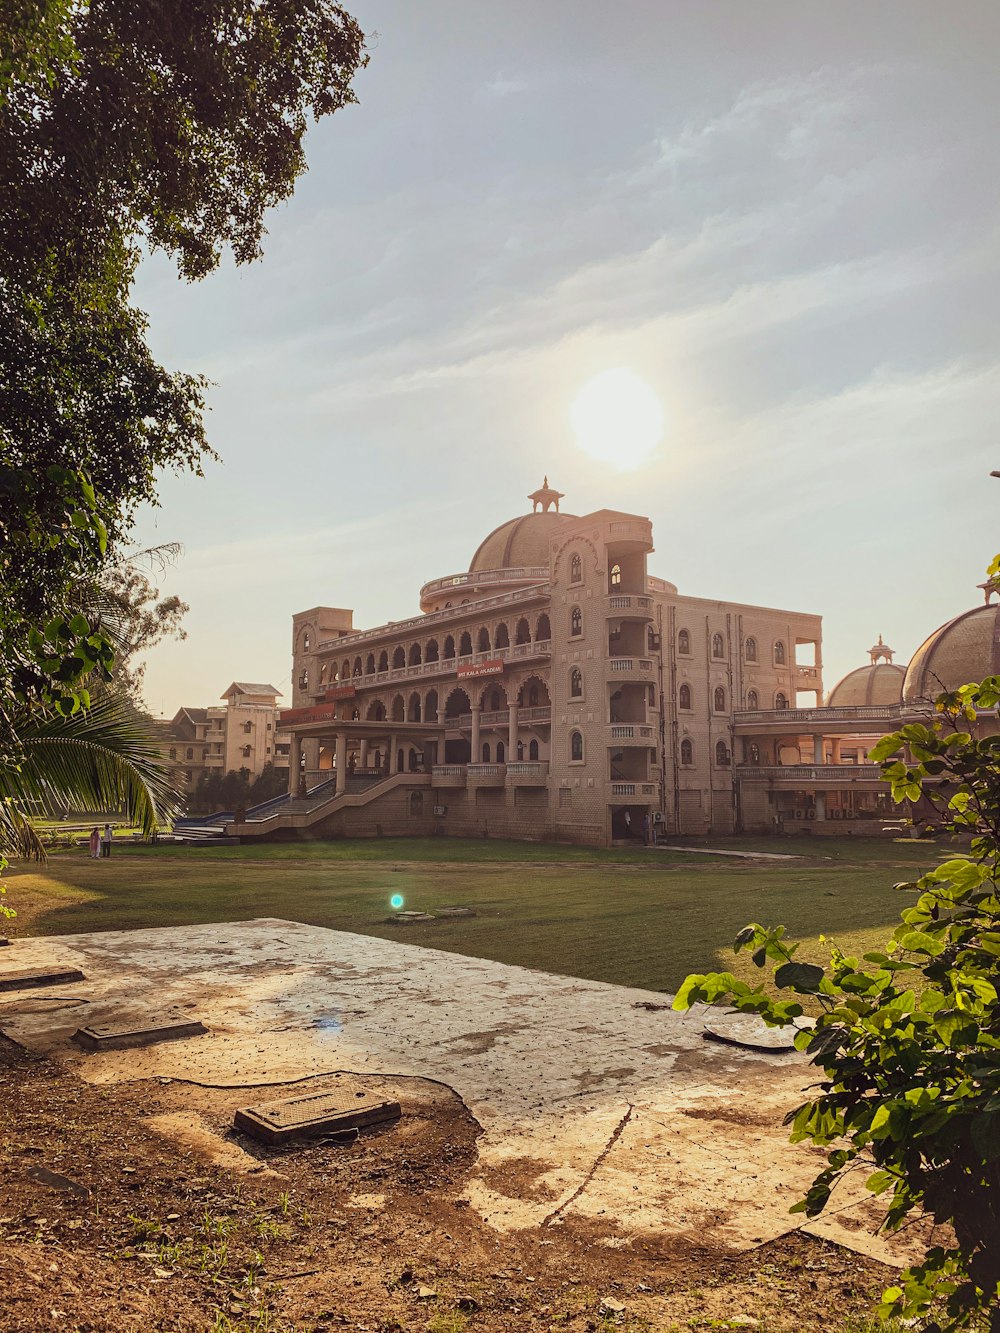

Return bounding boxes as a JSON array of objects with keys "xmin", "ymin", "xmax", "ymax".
[{"xmin": 390, "ymin": 893, "xmax": 405, "ymax": 911}]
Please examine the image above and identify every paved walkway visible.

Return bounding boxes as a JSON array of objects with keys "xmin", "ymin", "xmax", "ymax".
[
  {"xmin": 1, "ymin": 920, "xmax": 910, "ymax": 1264},
  {"xmin": 651, "ymin": 845, "xmax": 803, "ymax": 861}
]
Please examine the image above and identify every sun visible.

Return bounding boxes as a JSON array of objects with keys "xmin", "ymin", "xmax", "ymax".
[{"xmin": 570, "ymin": 368, "xmax": 663, "ymax": 471}]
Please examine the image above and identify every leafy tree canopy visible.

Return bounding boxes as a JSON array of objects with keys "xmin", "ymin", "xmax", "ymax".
[{"xmin": 0, "ymin": 0, "xmax": 367, "ymax": 728}]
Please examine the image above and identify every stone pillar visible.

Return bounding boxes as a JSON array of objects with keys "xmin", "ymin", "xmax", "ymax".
[
  {"xmin": 815, "ymin": 791, "xmax": 827, "ymax": 821},
  {"xmin": 813, "ymin": 734, "xmax": 824, "ymax": 764},
  {"xmin": 390, "ymin": 734, "xmax": 399, "ymax": 775},
  {"xmin": 335, "ymin": 732, "xmax": 347, "ymax": 795},
  {"xmin": 830, "ymin": 738, "xmax": 841, "ymax": 764},
  {"xmin": 359, "ymin": 738, "xmax": 369, "ymax": 768},
  {"xmin": 508, "ymin": 700, "xmax": 518, "ymax": 761},
  {"xmin": 289, "ymin": 734, "xmax": 302, "ymax": 795},
  {"xmin": 471, "ymin": 702, "xmax": 481, "ymax": 764}
]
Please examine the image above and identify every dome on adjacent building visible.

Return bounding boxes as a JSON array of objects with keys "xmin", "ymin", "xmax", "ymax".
[
  {"xmin": 469, "ymin": 477, "xmax": 577, "ymax": 573},
  {"xmin": 828, "ymin": 663, "xmax": 905, "ymax": 707},
  {"xmin": 828, "ymin": 635, "xmax": 905, "ymax": 707},
  {"xmin": 903, "ymin": 603, "xmax": 1000, "ymax": 704}
]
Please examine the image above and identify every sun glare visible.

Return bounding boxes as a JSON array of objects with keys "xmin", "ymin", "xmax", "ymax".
[{"xmin": 570, "ymin": 368, "xmax": 663, "ymax": 470}]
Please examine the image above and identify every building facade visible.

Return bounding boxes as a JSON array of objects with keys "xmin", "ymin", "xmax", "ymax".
[
  {"xmin": 165, "ymin": 682, "xmax": 290, "ymax": 796},
  {"xmin": 228, "ymin": 482, "xmax": 825, "ymax": 846}
]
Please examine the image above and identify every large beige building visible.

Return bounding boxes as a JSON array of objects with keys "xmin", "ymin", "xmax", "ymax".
[
  {"xmin": 227, "ymin": 481, "xmax": 829, "ymax": 845},
  {"xmin": 166, "ymin": 682, "xmax": 290, "ymax": 795}
]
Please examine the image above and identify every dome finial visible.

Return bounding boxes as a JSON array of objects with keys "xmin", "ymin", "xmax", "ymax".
[
  {"xmin": 869, "ymin": 634, "xmax": 894, "ymax": 664},
  {"xmin": 528, "ymin": 477, "xmax": 565, "ymax": 514}
]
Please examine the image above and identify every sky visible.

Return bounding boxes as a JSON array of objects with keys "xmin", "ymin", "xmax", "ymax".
[{"xmin": 132, "ymin": 1, "xmax": 1000, "ymax": 715}]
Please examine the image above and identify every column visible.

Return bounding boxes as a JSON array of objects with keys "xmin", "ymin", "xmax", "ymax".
[
  {"xmin": 508, "ymin": 700, "xmax": 518, "ymax": 762},
  {"xmin": 813, "ymin": 734, "xmax": 824, "ymax": 765},
  {"xmin": 289, "ymin": 734, "xmax": 301, "ymax": 795},
  {"xmin": 471, "ymin": 702, "xmax": 481, "ymax": 764},
  {"xmin": 359, "ymin": 738, "xmax": 369, "ymax": 768},
  {"xmin": 830, "ymin": 738, "xmax": 841, "ymax": 764},
  {"xmin": 335, "ymin": 732, "xmax": 347, "ymax": 795},
  {"xmin": 815, "ymin": 791, "xmax": 827, "ymax": 821},
  {"xmin": 390, "ymin": 734, "xmax": 398, "ymax": 774}
]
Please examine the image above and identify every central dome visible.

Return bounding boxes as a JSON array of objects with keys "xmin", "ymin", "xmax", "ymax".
[{"xmin": 469, "ymin": 509, "xmax": 578, "ymax": 573}]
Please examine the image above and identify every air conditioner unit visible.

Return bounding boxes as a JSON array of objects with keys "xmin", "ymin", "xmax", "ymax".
[
  {"xmin": 433, "ymin": 805, "xmax": 447, "ymax": 817},
  {"xmin": 652, "ymin": 811, "xmax": 664, "ymax": 824}
]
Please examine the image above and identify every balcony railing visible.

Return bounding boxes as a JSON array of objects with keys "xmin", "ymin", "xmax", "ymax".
[
  {"xmin": 609, "ymin": 723, "xmax": 654, "ymax": 741},
  {"xmin": 432, "ymin": 765, "xmax": 467, "ymax": 777},
  {"xmin": 420, "ymin": 567, "xmax": 550, "ymax": 599},
  {"xmin": 506, "ymin": 761, "xmax": 549, "ymax": 781},
  {"xmin": 608, "ymin": 657, "xmax": 655, "ymax": 674},
  {"xmin": 453, "ymin": 706, "xmax": 552, "ymax": 727},
  {"xmin": 607, "ymin": 594, "xmax": 653, "ymax": 612},
  {"xmin": 737, "ymin": 764, "xmax": 884, "ymax": 782},
  {"xmin": 321, "ymin": 642, "xmax": 553, "ymax": 696},
  {"xmin": 735, "ymin": 705, "xmax": 903, "ymax": 724},
  {"xmin": 467, "ymin": 763, "xmax": 506, "ymax": 779},
  {"xmin": 611, "ymin": 781, "xmax": 657, "ymax": 797},
  {"xmin": 317, "ymin": 583, "xmax": 550, "ymax": 653}
]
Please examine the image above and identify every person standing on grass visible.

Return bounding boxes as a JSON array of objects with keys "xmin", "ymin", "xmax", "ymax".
[
  {"xmin": 88, "ymin": 826, "xmax": 100, "ymax": 859},
  {"xmin": 101, "ymin": 823, "xmax": 113, "ymax": 858}
]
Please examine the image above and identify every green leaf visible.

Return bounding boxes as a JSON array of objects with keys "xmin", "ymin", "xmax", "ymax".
[{"xmin": 774, "ymin": 961, "xmax": 825, "ymax": 993}]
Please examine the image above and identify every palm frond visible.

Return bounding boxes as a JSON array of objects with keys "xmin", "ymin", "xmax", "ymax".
[{"xmin": 0, "ymin": 694, "xmax": 181, "ymax": 848}]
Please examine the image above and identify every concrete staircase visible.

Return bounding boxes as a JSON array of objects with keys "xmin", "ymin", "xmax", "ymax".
[{"xmin": 228, "ymin": 771, "xmax": 431, "ymax": 839}]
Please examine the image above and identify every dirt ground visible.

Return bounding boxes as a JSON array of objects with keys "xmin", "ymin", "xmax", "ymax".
[{"xmin": 0, "ymin": 1034, "xmax": 896, "ymax": 1333}]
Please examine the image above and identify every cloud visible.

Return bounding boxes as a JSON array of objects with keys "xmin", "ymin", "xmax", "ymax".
[{"xmin": 481, "ymin": 72, "xmax": 527, "ymax": 99}]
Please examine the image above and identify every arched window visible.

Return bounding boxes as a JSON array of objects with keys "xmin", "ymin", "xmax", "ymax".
[
  {"xmin": 367, "ymin": 701, "xmax": 386, "ymax": 721},
  {"xmin": 378, "ymin": 650, "xmax": 389, "ymax": 672},
  {"xmin": 679, "ymin": 683, "xmax": 692, "ymax": 710},
  {"xmin": 351, "ymin": 707, "xmax": 360, "ymax": 720},
  {"xmin": 495, "ymin": 622, "xmax": 510, "ymax": 649},
  {"xmin": 678, "ymin": 629, "xmax": 690, "ymax": 654},
  {"xmin": 748, "ymin": 742, "xmax": 761, "ymax": 764},
  {"xmin": 302, "ymin": 630, "xmax": 311, "ymax": 651},
  {"xmin": 482, "ymin": 742, "xmax": 491, "ymax": 763},
  {"xmin": 425, "ymin": 689, "xmax": 438, "ymax": 722},
  {"xmin": 570, "ymin": 667, "xmax": 583, "ymax": 698},
  {"xmin": 391, "ymin": 694, "xmax": 405, "ymax": 721},
  {"xmin": 775, "ymin": 691, "xmax": 788, "ymax": 710},
  {"xmin": 515, "ymin": 618, "xmax": 531, "ymax": 645},
  {"xmin": 745, "ymin": 636, "xmax": 757, "ymax": 663},
  {"xmin": 459, "ymin": 630, "xmax": 473, "ymax": 656},
  {"xmin": 497, "ymin": 741, "xmax": 505, "ymax": 763},
  {"xmin": 715, "ymin": 740, "xmax": 730, "ymax": 767},
  {"xmin": 298, "ymin": 669, "xmax": 309, "ymax": 690},
  {"xmin": 712, "ymin": 632, "xmax": 725, "ymax": 658},
  {"xmin": 714, "ymin": 686, "xmax": 726, "ymax": 712},
  {"xmin": 408, "ymin": 642, "xmax": 421, "ymax": 666},
  {"xmin": 408, "ymin": 693, "xmax": 421, "ymax": 722},
  {"xmin": 365, "ymin": 653, "xmax": 375, "ymax": 675},
  {"xmin": 169, "ymin": 747, "xmax": 177, "ymax": 760},
  {"xmin": 443, "ymin": 635, "xmax": 455, "ymax": 660},
  {"xmin": 392, "ymin": 646, "xmax": 405, "ymax": 669},
  {"xmin": 774, "ymin": 640, "xmax": 786, "ymax": 665},
  {"xmin": 570, "ymin": 731, "xmax": 584, "ymax": 762},
  {"xmin": 570, "ymin": 553, "xmax": 582, "ymax": 583},
  {"xmin": 353, "ymin": 656, "xmax": 362, "ymax": 676},
  {"xmin": 319, "ymin": 663, "xmax": 327, "ymax": 685},
  {"xmin": 529, "ymin": 739, "xmax": 539, "ymax": 760},
  {"xmin": 570, "ymin": 606, "xmax": 582, "ymax": 637},
  {"xmin": 536, "ymin": 613, "xmax": 551, "ymax": 641},
  {"xmin": 426, "ymin": 638, "xmax": 440, "ymax": 662},
  {"xmin": 477, "ymin": 627, "xmax": 491, "ymax": 653},
  {"xmin": 489, "ymin": 688, "xmax": 502, "ymax": 712},
  {"xmin": 610, "ymin": 562, "xmax": 622, "ymax": 588},
  {"xmin": 746, "ymin": 689, "xmax": 759, "ymax": 710},
  {"xmin": 527, "ymin": 683, "xmax": 540, "ymax": 707},
  {"xmin": 186, "ymin": 747, "xmax": 194, "ymax": 760},
  {"xmin": 680, "ymin": 738, "xmax": 693, "ymax": 765},
  {"xmin": 342, "ymin": 659, "xmax": 350, "ymax": 681}
]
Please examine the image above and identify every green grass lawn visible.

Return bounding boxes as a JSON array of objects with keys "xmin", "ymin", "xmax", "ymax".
[{"xmin": 3, "ymin": 835, "xmax": 946, "ymax": 995}]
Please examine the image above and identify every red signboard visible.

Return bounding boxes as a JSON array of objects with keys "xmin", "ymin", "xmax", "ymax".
[
  {"xmin": 278, "ymin": 704, "xmax": 337, "ymax": 727},
  {"xmin": 457, "ymin": 658, "xmax": 505, "ymax": 680},
  {"xmin": 324, "ymin": 684, "xmax": 356, "ymax": 700}
]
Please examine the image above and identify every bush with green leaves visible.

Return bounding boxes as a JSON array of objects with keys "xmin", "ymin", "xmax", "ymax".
[{"xmin": 674, "ymin": 674, "xmax": 1000, "ymax": 1331}]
